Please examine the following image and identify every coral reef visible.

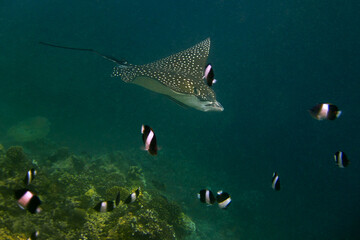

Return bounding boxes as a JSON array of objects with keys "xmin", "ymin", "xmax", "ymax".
[
  {"xmin": 0, "ymin": 145, "xmax": 195, "ymax": 240},
  {"xmin": 113, "ymin": 209, "xmax": 176, "ymax": 239},
  {"xmin": 127, "ymin": 165, "xmax": 146, "ymax": 187},
  {"xmin": 3, "ymin": 146, "xmax": 28, "ymax": 180},
  {"xmin": 177, "ymin": 212, "xmax": 196, "ymax": 235},
  {"xmin": 5, "ymin": 146, "xmax": 26, "ymax": 163},
  {"xmin": 0, "ymin": 144, "xmax": 5, "ymax": 156},
  {"xmin": 128, "ymin": 166, "xmax": 144, "ymax": 180},
  {"xmin": 0, "ymin": 227, "xmax": 26, "ymax": 240}
]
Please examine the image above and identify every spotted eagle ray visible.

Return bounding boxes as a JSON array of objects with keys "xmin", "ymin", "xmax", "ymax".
[{"xmin": 40, "ymin": 38, "xmax": 223, "ymax": 112}]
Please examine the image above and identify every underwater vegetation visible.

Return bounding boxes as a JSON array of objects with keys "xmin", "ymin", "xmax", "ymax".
[{"xmin": 0, "ymin": 143, "xmax": 196, "ymax": 239}]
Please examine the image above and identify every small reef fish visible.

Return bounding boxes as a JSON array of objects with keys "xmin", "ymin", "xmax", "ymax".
[
  {"xmin": 198, "ymin": 189, "xmax": 216, "ymax": 205},
  {"xmin": 309, "ymin": 103, "xmax": 342, "ymax": 120},
  {"xmin": 272, "ymin": 172, "xmax": 280, "ymax": 191},
  {"xmin": 216, "ymin": 190, "xmax": 231, "ymax": 209},
  {"xmin": 125, "ymin": 188, "xmax": 140, "ymax": 204},
  {"xmin": 14, "ymin": 188, "xmax": 41, "ymax": 214},
  {"xmin": 24, "ymin": 168, "xmax": 37, "ymax": 185},
  {"xmin": 94, "ymin": 192, "xmax": 120, "ymax": 212},
  {"xmin": 334, "ymin": 151, "xmax": 350, "ymax": 168},
  {"xmin": 141, "ymin": 125, "xmax": 157, "ymax": 156},
  {"xmin": 94, "ymin": 201, "xmax": 116, "ymax": 212},
  {"xmin": 203, "ymin": 64, "xmax": 216, "ymax": 87},
  {"xmin": 28, "ymin": 231, "xmax": 39, "ymax": 240}
]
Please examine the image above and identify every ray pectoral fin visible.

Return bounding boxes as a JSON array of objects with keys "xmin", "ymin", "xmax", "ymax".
[
  {"xmin": 131, "ymin": 76, "xmax": 175, "ymax": 95},
  {"xmin": 163, "ymin": 95, "xmax": 190, "ymax": 109},
  {"xmin": 131, "ymin": 75, "xmax": 191, "ymax": 110},
  {"xmin": 113, "ymin": 38, "xmax": 223, "ymax": 112}
]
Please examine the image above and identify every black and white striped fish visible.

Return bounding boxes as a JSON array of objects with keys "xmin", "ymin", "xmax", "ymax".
[
  {"xmin": 94, "ymin": 201, "xmax": 115, "ymax": 212},
  {"xmin": 309, "ymin": 103, "xmax": 342, "ymax": 120},
  {"xmin": 198, "ymin": 189, "xmax": 216, "ymax": 205},
  {"xmin": 272, "ymin": 172, "xmax": 280, "ymax": 191},
  {"xmin": 94, "ymin": 192, "xmax": 120, "ymax": 212},
  {"xmin": 141, "ymin": 125, "xmax": 158, "ymax": 155},
  {"xmin": 334, "ymin": 151, "xmax": 350, "ymax": 168},
  {"xmin": 24, "ymin": 168, "xmax": 37, "ymax": 185},
  {"xmin": 14, "ymin": 188, "xmax": 42, "ymax": 214},
  {"xmin": 203, "ymin": 64, "xmax": 216, "ymax": 87},
  {"xmin": 125, "ymin": 188, "xmax": 140, "ymax": 204},
  {"xmin": 216, "ymin": 190, "xmax": 231, "ymax": 209},
  {"xmin": 28, "ymin": 231, "xmax": 39, "ymax": 240}
]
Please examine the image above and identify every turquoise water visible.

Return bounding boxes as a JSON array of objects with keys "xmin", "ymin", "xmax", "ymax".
[{"xmin": 0, "ymin": 0, "xmax": 359, "ymax": 239}]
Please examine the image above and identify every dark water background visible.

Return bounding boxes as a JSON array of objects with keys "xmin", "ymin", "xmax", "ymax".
[{"xmin": 1, "ymin": 0, "xmax": 359, "ymax": 239}]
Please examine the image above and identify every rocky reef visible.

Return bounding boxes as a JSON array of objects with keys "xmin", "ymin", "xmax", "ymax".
[{"xmin": 0, "ymin": 144, "xmax": 196, "ymax": 240}]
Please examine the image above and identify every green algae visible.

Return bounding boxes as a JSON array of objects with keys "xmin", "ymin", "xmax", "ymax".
[{"xmin": 0, "ymin": 145, "xmax": 196, "ymax": 240}]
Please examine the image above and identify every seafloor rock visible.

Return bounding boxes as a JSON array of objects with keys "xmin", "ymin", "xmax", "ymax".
[
  {"xmin": 148, "ymin": 193, "xmax": 195, "ymax": 238},
  {"xmin": 177, "ymin": 212, "xmax": 196, "ymax": 235},
  {"xmin": 7, "ymin": 116, "xmax": 50, "ymax": 143}
]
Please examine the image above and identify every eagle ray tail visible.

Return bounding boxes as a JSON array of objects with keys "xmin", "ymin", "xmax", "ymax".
[{"xmin": 38, "ymin": 41, "xmax": 128, "ymax": 66}]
